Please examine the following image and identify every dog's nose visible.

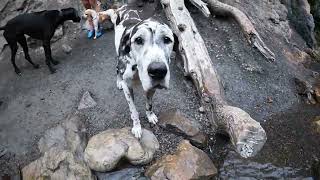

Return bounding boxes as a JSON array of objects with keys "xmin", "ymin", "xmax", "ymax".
[{"xmin": 148, "ymin": 62, "xmax": 167, "ymax": 80}]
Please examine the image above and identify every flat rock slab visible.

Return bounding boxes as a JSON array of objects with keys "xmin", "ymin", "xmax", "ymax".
[
  {"xmin": 146, "ymin": 140, "xmax": 217, "ymax": 180},
  {"xmin": 95, "ymin": 168, "xmax": 148, "ymax": 180},
  {"xmin": 84, "ymin": 127, "xmax": 159, "ymax": 172},
  {"xmin": 78, "ymin": 91, "xmax": 97, "ymax": 110},
  {"xmin": 158, "ymin": 109, "xmax": 207, "ymax": 146}
]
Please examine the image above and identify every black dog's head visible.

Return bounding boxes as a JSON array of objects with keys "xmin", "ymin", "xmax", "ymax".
[{"xmin": 61, "ymin": 8, "xmax": 81, "ymax": 22}]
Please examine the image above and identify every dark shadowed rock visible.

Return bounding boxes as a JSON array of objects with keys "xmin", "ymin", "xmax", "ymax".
[
  {"xmin": 84, "ymin": 128, "xmax": 159, "ymax": 172},
  {"xmin": 282, "ymin": 0, "xmax": 317, "ymax": 48},
  {"xmin": 146, "ymin": 140, "xmax": 217, "ymax": 180},
  {"xmin": 158, "ymin": 109, "xmax": 208, "ymax": 146},
  {"xmin": 95, "ymin": 168, "xmax": 148, "ymax": 180}
]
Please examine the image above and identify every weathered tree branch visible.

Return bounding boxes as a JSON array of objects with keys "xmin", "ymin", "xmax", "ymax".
[
  {"xmin": 206, "ymin": 0, "xmax": 275, "ymax": 61},
  {"xmin": 161, "ymin": 0, "xmax": 267, "ymax": 158}
]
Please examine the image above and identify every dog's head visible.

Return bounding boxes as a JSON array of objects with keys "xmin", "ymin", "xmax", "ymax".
[
  {"xmin": 61, "ymin": 8, "xmax": 81, "ymax": 22},
  {"xmin": 120, "ymin": 19, "xmax": 175, "ymax": 91}
]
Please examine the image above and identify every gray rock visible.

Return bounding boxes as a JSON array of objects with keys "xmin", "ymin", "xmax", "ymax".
[
  {"xmin": 78, "ymin": 91, "xmax": 97, "ymax": 110},
  {"xmin": 95, "ymin": 168, "xmax": 148, "ymax": 180},
  {"xmin": 158, "ymin": 109, "xmax": 208, "ymax": 146},
  {"xmin": 146, "ymin": 140, "xmax": 217, "ymax": 180},
  {"xmin": 15, "ymin": 0, "xmax": 26, "ymax": 10},
  {"xmin": 0, "ymin": 0, "xmax": 9, "ymax": 12},
  {"xmin": 84, "ymin": 127, "xmax": 159, "ymax": 172},
  {"xmin": 22, "ymin": 113, "xmax": 94, "ymax": 180},
  {"xmin": 62, "ymin": 44, "xmax": 72, "ymax": 54},
  {"xmin": 51, "ymin": 26, "xmax": 64, "ymax": 42}
]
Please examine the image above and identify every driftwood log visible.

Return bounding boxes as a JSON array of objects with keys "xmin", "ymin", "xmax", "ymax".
[{"xmin": 161, "ymin": 0, "xmax": 267, "ymax": 158}]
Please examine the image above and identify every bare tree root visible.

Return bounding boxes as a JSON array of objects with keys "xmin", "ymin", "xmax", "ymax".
[
  {"xmin": 206, "ymin": 0, "xmax": 275, "ymax": 61},
  {"xmin": 161, "ymin": 0, "xmax": 267, "ymax": 158}
]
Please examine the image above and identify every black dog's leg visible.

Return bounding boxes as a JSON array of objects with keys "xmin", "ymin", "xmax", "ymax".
[
  {"xmin": 17, "ymin": 36, "xmax": 39, "ymax": 69},
  {"xmin": 8, "ymin": 42, "xmax": 20, "ymax": 75},
  {"xmin": 42, "ymin": 40, "xmax": 57, "ymax": 73}
]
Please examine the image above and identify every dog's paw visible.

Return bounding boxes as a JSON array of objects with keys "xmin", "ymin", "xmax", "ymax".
[
  {"xmin": 51, "ymin": 60, "xmax": 60, "ymax": 65},
  {"xmin": 131, "ymin": 124, "xmax": 142, "ymax": 139},
  {"xmin": 117, "ymin": 80, "xmax": 123, "ymax": 90},
  {"xmin": 15, "ymin": 69, "xmax": 21, "ymax": 76},
  {"xmin": 146, "ymin": 111, "xmax": 158, "ymax": 124}
]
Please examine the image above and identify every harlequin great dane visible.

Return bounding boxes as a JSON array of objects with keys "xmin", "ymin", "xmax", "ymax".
[{"xmin": 108, "ymin": 5, "xmax": 175, "ymax": 138}]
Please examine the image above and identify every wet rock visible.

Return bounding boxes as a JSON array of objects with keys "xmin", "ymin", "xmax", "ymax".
[
  {"xmin": 78, "ymin": 91, "xmax": 97, "ymax": 110},
  {"xmin": 146, "ymin": 140, "xmax": 217, "ymax": 179},
  {"xmin": 84, "ymin": 127, "xmax": 159, "ymax": 172},
  {"xmin": 95, "ymin": 168, "xmax": 148, "ymax": 180},
  {"xmin": 158, "ymin": 109, "xmax": 208, "ymax": 146},
  {"xmin": 22, "ymin": 113, "xmax": 94, "ymax": 180},
  {"xmin": 62, "ymin": 44, "xmax": 72, "ymax": 54}
]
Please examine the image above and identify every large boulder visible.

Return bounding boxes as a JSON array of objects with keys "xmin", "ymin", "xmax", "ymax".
[
  {"xmin": 158, "ymin": 109, "xmax": 207, "ymax": 146},
  {"xmin": 145, "ymin": 140, "xmax": 217, "ymax": 180},
  {"xmin": 84, "ymin": 127, "xmax": 159, "ymax": 172},
  {"xmin": 22, "ymin": 113, "xmax": 94, "ymax": 180}
]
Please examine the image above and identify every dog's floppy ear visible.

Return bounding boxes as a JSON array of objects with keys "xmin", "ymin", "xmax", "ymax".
[
  {"xmin": 173, "ymin": 33, "xmax": 179, "ymax": 52},
  {"xmin": 119, "ymin": 30, "xmax": 131, "ymax": 56}
]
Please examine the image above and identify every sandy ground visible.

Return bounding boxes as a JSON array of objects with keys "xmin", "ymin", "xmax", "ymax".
[{"xmin": 0, "ymin": 2, "xmax": 320, "ymax": 178}]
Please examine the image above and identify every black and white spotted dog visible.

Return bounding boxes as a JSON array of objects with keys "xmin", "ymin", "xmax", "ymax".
[{"xmin": 108, "ymin": 6, "xmax": 175, "ymax": 138}]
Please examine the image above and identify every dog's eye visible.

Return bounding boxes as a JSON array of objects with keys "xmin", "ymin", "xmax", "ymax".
[
  {"xmin": 163, "ymin": 36, "xmax": 172, "ymax": 44},
  {"xmin": 135, "ymin": 37, "xmax": 144, "ymax": 45}
]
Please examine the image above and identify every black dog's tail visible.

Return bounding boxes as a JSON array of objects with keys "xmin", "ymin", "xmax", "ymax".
[{"xmin": 0, "ymin": 26, "xmax": 5, "ymax": 30}]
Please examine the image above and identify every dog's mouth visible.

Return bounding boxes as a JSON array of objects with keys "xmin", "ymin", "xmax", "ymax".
[{"xmin": 151, "ymin": 79, "xmax": 169, "ymax": 90}]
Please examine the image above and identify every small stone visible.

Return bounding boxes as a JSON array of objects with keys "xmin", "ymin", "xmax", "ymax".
[
  {"xmin": 78, "ymin": 91, "xmax": 97, "ymax": 110},
  {"xmin": 84, "ymin": 128, "xmax": 159, "ymax": 172},
  {"xmin": 62, "ymin": 44, "xmax": 72, "ymax": 54},
  {"xmin": 267, "ymin": 97, "xmax": 273, "ymax": 103},
  {"xmin": 146, "ymin": 140, "xmax": 217, "ymax": 179},
  {"xmin": 199, "ymin": 106, "xmax": 205, "ymax": 113}
]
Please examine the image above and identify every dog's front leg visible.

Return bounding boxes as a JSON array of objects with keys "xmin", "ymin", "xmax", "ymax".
[
  {"xmin": 122, "ymin": 66, "xmax": 142, "ymax": 138},
  {"xmin": 42, "ymin": 40, "xmax": 57, "ymax": 73},
  {"xmin": 145, "ymin": 89, "xmax": 158, "ymax": 124}
]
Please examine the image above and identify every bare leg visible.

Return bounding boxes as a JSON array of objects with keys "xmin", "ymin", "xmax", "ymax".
[{"xmin": 145, "ymin": 89, "xmax": 158, "ymax": 124}]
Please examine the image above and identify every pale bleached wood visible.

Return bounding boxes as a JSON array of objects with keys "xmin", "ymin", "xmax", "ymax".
[{"xmin": 161, "ymin": 0, "xmax": 267, "ymax": 158}]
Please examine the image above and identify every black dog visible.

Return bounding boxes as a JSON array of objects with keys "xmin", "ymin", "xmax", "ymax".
[{"xmin": 0, "ymin": 8, "xmax": 81, "ymax": 75}]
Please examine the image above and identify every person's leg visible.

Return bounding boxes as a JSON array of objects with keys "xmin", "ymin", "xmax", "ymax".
[{"xmin": 81, "ymin": 0, "xmax": 91, "ymax": 9}]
